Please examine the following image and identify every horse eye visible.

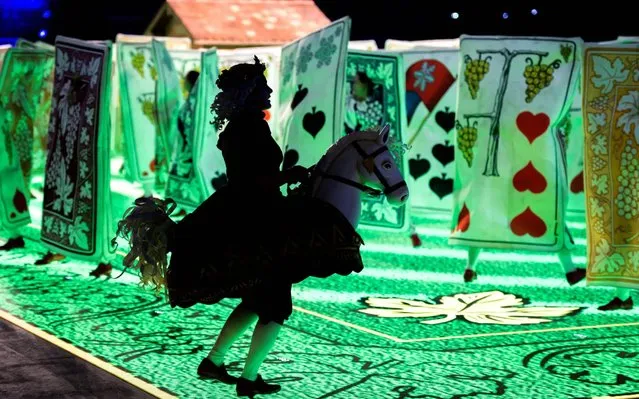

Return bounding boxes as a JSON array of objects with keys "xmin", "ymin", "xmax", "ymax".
[{"xmin": 382, "ymin": 161, "xmax": 392, "ymax": 170}]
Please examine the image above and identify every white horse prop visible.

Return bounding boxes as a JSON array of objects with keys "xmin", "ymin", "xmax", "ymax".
[
  {"xmin": 113, "ymin": 125, "xmax": 409, "ymax": 291},
  {"xmin": 301, "ymin": 124, "xmax": 409, "ymax": 227}
]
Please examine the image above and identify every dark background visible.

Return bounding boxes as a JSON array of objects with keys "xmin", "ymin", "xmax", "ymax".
[{"xmin": 1, "ymin": 0, "xmax": 637, "ymax": 46}]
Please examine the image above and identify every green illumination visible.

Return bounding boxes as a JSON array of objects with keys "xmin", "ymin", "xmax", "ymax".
[{"xmin": 1, "ymin": 172, "xmax": 638, "ymax": 398}]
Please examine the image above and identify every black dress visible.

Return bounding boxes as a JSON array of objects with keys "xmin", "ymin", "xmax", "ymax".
[{"xmin": 165, "ymin": 110, "xmax": 364, "ymax": 324}]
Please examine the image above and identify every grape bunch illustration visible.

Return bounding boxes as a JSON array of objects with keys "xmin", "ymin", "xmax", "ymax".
[
  {"xmin": 138, "ymin": 94, "xmax": 156, "ymax": 126},
  {"xmin": 131, "ymin": 51, "xmax": 146, "ymax": 78},
  {"xmin": 523, "ymin": 58, "xmax": 560, "ymax": 103},
  {"xmin": 616, "ymin": 140, "xmax": 639, "ymax": 220},
  {"xmin": 463, "ymin": 55, "xmax": 491, "ymax": 99},
  {"xmin": 456, "ymin": 120, "xmax": 478, "ymax": 167}
]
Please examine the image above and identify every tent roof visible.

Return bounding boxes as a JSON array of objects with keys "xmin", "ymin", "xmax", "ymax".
[{"xmin": 152, "ymin": 0, "xmax": 331, "ymax": 47}]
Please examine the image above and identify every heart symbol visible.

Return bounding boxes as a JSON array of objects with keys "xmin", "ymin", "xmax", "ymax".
[
  {"xmin": 291, "ymin": 84, "xmax": 308, "ymax": 111},
  {"xmin": 454, "ymin": 203, "xmax": 470, "ymax": 233},
  {"xmin": 283, "ymin": 148, "xmax": 299, "ymax": 170},
  {"xmin": 510, "ymin": 207, "xmax": 547, "ymax": 238},
  {"xmin": 408, "ymin": 154, "xmax": 430, "ymax": 180},
  {"xmin": 516, "ymin": 111, "xmax": 550, "ymax": 144},
  {"xmin": 434, "ymin": 107, "xmax": 455, "ymax": 133},
  {"xmin": 513, "ymin": 162, "xmax": 547, "ymax": 194},
  {"xmin": 149, "ymin": 159, "xmax": 157, "ymax": 172},
  {"xmin": 432, "ymin": 140, "xmax": 454, "ymax": 167},
  {"xmin": 570, "ymin": 170, "xmax": 584, "ymax": 193},
  {"xmin": 429, "ymin": 173, "xmax": 453, "ymax": 199},
  {"xmin": 13, "ymin": 190, "xmax": 27, "ymax": 213},
  {"xmin": 303, "ymin": 106, "xmax": 325, "ymax": 138}
]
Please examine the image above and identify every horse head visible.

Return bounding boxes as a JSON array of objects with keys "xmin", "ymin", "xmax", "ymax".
[
  {"xmin": 353, "ymin": 125, "xmax": 409, "ymax": 206},
  {"xmin": 312, "ymin": 125, "xmax": 409, "ymax": 208}
]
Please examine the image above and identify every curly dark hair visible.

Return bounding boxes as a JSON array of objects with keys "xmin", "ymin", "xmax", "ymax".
[{"xmin": 210, "ymin": 55, "xmax": 267, "ymax": 131}]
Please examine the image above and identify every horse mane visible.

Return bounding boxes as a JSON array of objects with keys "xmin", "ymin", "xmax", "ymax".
[{"xmin": 315, "ymin": 127, "xmax": 380, "ymax": 173}]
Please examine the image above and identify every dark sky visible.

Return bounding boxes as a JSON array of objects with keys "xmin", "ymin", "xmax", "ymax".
[{"xmin": 4, "ymin": 0, "xmax": 639, "ymax": 45}]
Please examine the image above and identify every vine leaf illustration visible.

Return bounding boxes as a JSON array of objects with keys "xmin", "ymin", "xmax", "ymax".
[
  {"xmin": 359, "ymin": 291, "xmax": 580, "ymax": 325},
  {"xmin": 591, "ymin": 56, "xmax": 629, "ymax": 94}
]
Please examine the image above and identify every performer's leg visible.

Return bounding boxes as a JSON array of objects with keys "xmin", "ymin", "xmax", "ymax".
[
  {"xmin": 463, "ymin": 247, "xmax": 480, "ymax": 282},
  {"xmin": 240, "ymin": 320, "xmax": 282, "ymax": 381},
  {"xmin": 0, "ymin": 227, "xmax": 25, "ymax": 251},
  {"xmin": 599, "ymin": 288, "xmax": 634, "ymax": 311},
  {"xmin": 207, "ymin": 303, "xmax": 258, "ymax": 366},
  {"xmin": 235, "ymin": 282, "xmax": 289, "ymax": 396},
  {"xmin": 559, "ymin": 247, "xmax": 585, "ymax": 285}
]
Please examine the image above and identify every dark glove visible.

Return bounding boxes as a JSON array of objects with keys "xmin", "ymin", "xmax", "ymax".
[{"xmin": 285, "ymin": 165, "xmax": 310, "ymax": 184}]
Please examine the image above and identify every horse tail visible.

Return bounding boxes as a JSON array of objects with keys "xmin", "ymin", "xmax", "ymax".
[{"xmin": 111, "ymin": 197, "xmax": 177, "ymax": 293}]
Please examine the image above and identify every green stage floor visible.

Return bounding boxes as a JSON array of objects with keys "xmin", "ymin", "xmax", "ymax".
[{"xmin": 1, "ymin": 173, "xmax": 638, "ymax": 398}]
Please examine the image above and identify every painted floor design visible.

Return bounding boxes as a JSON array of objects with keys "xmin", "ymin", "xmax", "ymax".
[{"xmin": 1, "ymin": 175, "xmax": 638, "ymax": 398}]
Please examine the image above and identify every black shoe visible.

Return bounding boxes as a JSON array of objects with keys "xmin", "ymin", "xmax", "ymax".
[
  {"xmin": 89, "ymin": 263, "xmax": 112, "ymax": 278},
  {"xmin": 34, "ymin": 251, "xmax": 65, "ymax": 265},
  {"xmin": 197, "ymin": 358, "xmax": 237, "ymax": 384},
  {"xmin": 566, "ymin": 268, "xmax": 586, "ymax": 285},
  {"xmin": 463, "ymin": 269, "xmax": 477, "ymax": 283},
  {"xmin": 598, "ymin": 297, "xmax": 634, "ymax": 311},
  {"xmin": 0, "ymin": 237, "xmax": 25, "ymax": 251},
  {"xmin": 236, "ymin": 375, "xmax": 281, "ymax": 398}
]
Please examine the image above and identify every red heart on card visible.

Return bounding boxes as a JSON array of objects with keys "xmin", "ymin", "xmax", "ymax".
[
  {"xmin": 570, "ymin": 171, "xmax": 584, "ymax": 193},
  {"xmin": 454, "ymin": 203, "xmax": 470, "ymax": 233},
  {"xmin": 516, "ymin": 111, "xmax": 550, "ymax": 144},
  {"xmin": 513, "ymin": 162, "xmax": 547, "ymax": 194},
  {"xmin": 13, "ymin": 190, "xmax": 27, "ymax": 213},
  {"xmin": 150, "ymin": 159, "xmax": 157, "ymax": 172},
  {"xmin": 510, "ymin": 207, "xmax": 547, "ymax": 238}
]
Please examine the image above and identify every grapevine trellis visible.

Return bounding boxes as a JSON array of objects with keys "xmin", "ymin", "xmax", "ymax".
[{"xmin": 458, "ymin": 48, "xmax": 562, "ymax": 177}]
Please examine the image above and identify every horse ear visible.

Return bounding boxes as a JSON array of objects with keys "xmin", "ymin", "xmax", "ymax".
[{"xmin": 378, "ymin": 124, "xmax": 390, "ymax": 144}]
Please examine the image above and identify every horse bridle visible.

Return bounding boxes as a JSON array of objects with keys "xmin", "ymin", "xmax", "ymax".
[{"xmin": 312, "ymin": 141, "xmax": 407, "ymax": 198}]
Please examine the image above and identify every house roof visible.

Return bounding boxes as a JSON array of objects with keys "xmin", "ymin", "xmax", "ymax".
[{"xmin": 159, "ymin": 0, "xmax": 331, "ymax": 47}]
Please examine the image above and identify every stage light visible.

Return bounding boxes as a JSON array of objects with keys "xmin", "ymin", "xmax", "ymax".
[
  {"xmin": 451, "ymin": 12, "xmax": 459, "ymax": 20},
  {"xmin": 39, "ymin": 29, "xmax": 47, "ymax": 38},
  {"xmin": 531, "ymin": 9, "xmax": 538, "ymax": 15},
  {"xmin": 502, "ymin": 12, "xmax": 509, "ymax": 19},
  {"xmin": 42, "ymin": 10, "xmax": 52, "ymax": 19}
]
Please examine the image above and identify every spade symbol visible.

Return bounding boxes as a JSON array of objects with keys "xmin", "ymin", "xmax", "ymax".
[
  {"xmin": 291, "ymin": 84, "xmax": 308, "ymax": 111},
  {"xmin": 434, "ymin": 107, "xmax": 455, "ymax": 133},
  {"xmin": 283, "ymin": 148, "xmax": 299, "ymax": 170},
  {"xmin": 429, "ymin": 173, "xmax": 453, "ymax": 199},
  {"xmin": 408, "ymin": 154, "xmax": 431, "ymax": 180},
  {"xmin": 210, "ymin": 172, "xmax": 228, "ymax": 191},
  {"xmin": 303, "ymin": 106, "xmax": 325, "ymax": 138},
  {"xmin": 431, "ymin": 140, "xmax": 455, "ymax": 167}
]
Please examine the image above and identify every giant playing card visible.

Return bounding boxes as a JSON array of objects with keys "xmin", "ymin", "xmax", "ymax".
[
  {"xmin": 0, "ymin": 47, "xmax": 54, "ymax": 230},
  {"xmin": 115, "ymin": 35, "xmax": 191, "ymax": 185},
  {"xmin": 397, "ymin": 47, "xmax": 458, "ymax": 213},
  {"xmin": 343, "ymin": 50, "xmax": 408, "ymax": 231},
  {"xmin": 165, "ymin": 49, "xmax": 219, "ymax": 209},
  {"xmin": 583, "ymin": 44, "xmax": 639, "ymax": 289},
  {"xmin": 151, "ymin": 44, "xmax": 201, "ymax": 189},
  {"xmin": 278, "ymin": 17, "xmax": 350, "ymax": 171},
  {"xmin": 449, "ymin": 36, "xmax": 582, "ymax": 251},
  {"xmin": 40, "ymin": 37, "xmax": 114, "ymax": 261},
  {"xmin": 193, "ymin": 50, "xmax": 223, "ymax": 198},
  {"xmin": 217, "ymin": 47, "xmax": 281, "ymax": 144}
]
